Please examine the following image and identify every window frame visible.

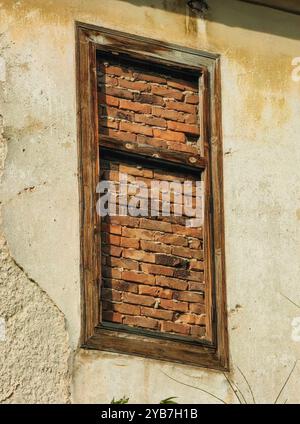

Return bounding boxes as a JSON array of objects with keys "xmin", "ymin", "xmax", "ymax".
[{"xmin": 76, "ymin": 22, "xmax": 228, "ymax": 370}]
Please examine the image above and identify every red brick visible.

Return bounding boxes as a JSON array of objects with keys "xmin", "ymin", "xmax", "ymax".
[
  {"xmin": 113, "ymin": 302, "xmax": 140, "ymax": 315},
  {"xmin": 140, "ymin": 240, "xmax": 172, "ymax": 254},
  {"xmin": 119, "ymin": 164, "xmax": 142, "ymax": 176},
  {"xmin": 141, "ymin": 307, "xmax": 174, "ymax": 321},
  {"xmin": 102, "ymin": 233, "xmax": 120, "ymax": 246},
  {"xmin": 134, "ymin": 93, "xmax": 164, "ymax": 106},
  {"xmin": 153, "ymin": 129, "xmax": 185, "ymax": 143},
  {"xmin": 102, "ymin": 267, "xmax": 122, "ymax": 279},
  {"xmin": 120, "ymin": 237, "xmax": 140, "ymax": 249},
  {"xmin": 101, "ymin": 288, "xmax": 122, "ymax": 302},
  {"xmin": 122, "ymin": 270, "xmax": 155, "ymax": 285},
  {"xmin": 120, "ymin": 121, "xmax": 153, "ymax": 137},
  {"xmin": 139, "ymin": 218, "xmax": 172, "ymax": 233},
  {"xmin": 155, "ymin": 254, "xmax": 188, "ymax": 268},
  {"xmin": 166, "ymin": 100, "xmax": 197, "ymax": 114},
  {"xmin": 122, "ymin": 227, "xmax": 155, "ymax": 241},
  {"xmin": 156, "ymin": 234, "xmax": 188, "ymax": 247},
  {"xmin": 99, "ymin": 95, "xmax": 119, "ymax": 107},
  {"xmin": 107, "ymin": 257, "xmax": 139, "ymax": 271},
  {"xmin": 184, "ymin": 113, "xmax": 197, "ymax": 124},
  {"xmin": 173, "ymin": 269, "xmax": 189, "ymax": 279},
  {"xmin": 135, "ymin": 114, "xmax": 167, "ymax": 128},
  {"xmin": 101, "ymin": 169, "xmax": 120, "ymax": 181},
  {"xmin": 119, "ymin": 99, "xmax": 151, "ymax": 114},
  {"xmin": 133, "ymin": 72, "xmax": 167, "ymax": 84},
  {"xmin": 123, "ymin": 292, "xmax": 156, "ymax": 307},
  {"xmin": 98, "ymin": 75, "xmax": 118, "ymax": 86},
  {"xmin": 188, "ymin": 270, "xmax": 205, "ymax": 282},
  {"xmin": 102, "ymin": 106, "xmax": 134, "ymax": 121},
  {"xmin": 161, "ymin": 321, "xmax": 190, "ymax": 335},
  {"xmin": 171, "ymin": 246, "xmax": 193, "ymax": 258},
  {"xmin": 102, "ymin": 311, "xmax": 123, "ymax": 323},
  {"xmin": 138, "ymin": 285, "xmax": 173, "ymax": 299},
  {"xmin": 103, "ymin": 278, "xmax": 138, "ymax": 294},
  {"xmin": 141, "ymin": 263, "xmax": 174, "ymax": 277},
  {"xmin": 119, "ymin": 121, "xmax": 153, "ymax": 136},
  {"xmin": 175, "ymin": 313, "xmax": 206, "ymax": 325},
  {"xmin": 190, "ymin": 259, "xmax": 205, "ymax": 271},
  {"xmin": 172, "ymin": 224, "xmax": 203, "ymax": 238},
  {"xmin": 99, "ymin": 118, "xmax": 119, "ymax": 129},
  {"xmin": 101, "ymin": 128, "xmax": 136, "ymax": 142},
  {"xmin": 151, "ymin": 85, "xmax": 183, "ymax": 101},
  {"xmin": 108, "ymin": 216, "xmax": 140, "ymax": 227},
  {"xmin": 123, "ymin": 249, "xmax": 155, "ymax": 263},
  {"xmin": 167, "ymin": 79, "xmax": 198, "ymax": 92},
  {"xmin": 185, "ymin": 93, "xmax": 199, "ymax": 104},
  {"xmin": 167, "ymin": 121, "xmax": 200, "ymax": 136},
  {"xmin": 118, "ymin": 79, "xmax": 150, "ymax": 92},
  {"xmin": 156, "ymin": 276, "xmax": 188, "ymax": 291},
  {"xmin": 123, "ymin": 315, "xmax": 159, "ymax": 330},
  {"xmin": 119, "ymin": 164, "xmax": 153, "ymax": 178},
  {"xmin": 105, "ymin": 86, "xmax": 134, "ymax": 100},
  {"xmin": 152, "ymin": 106, "xmax": 185, "ymax": 122},
  {"xmin": 102, "ymin": 245, "xmax": 123, "ymax": 257},
  {"xmin": 104, "ymin": 65, "xmax": 133, "ymax": 79},
  {"xmin": 101, "ymin": 223, "xmax": 122, "ymax": 235},
  {"xmin": 174, "ymin": 291, "xmax": 204, "ymax": 303},
  {"xmin": 189, "ymin": 303, "xmax": 206, "ymax": 314},
  {"xmin": 189, "ymin": 281, "xmax": 205, "ymax": 292}
]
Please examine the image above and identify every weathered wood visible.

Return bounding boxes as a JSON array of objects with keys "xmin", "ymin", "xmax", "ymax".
[
  {"xmin": 200, "ymin": 69, "xmax": 214, "ymax": 345},
  {"xmin": 76, "ymin": 21, "xmax": 218, "ymax": 70},
  {"xmin": 210, "ymin": 58, "xmax": 229, "ymax": 369},
  {"xmin": 77, "ymin": 31, "xmax": 101, "ymax": 342},
  {"xmin": 84, "ymin": 326, "xmax": 222, "ymax": 370},
  {"xmin": 99, "ymin": 135, "xmax": 206, "ymax": 171}
]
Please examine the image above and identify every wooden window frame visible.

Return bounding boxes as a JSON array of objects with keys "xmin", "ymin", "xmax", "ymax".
[{"xmin": 76, "ymin": 22, "xmax": 228, "ymax": 371}]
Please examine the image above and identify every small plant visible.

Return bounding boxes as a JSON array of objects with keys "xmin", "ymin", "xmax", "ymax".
[
  {"xmin": 160, "ymin": 397, "xmax": 178, "ymax": 404},
  {"xmin": 111, "ymin": 396, "xmax": 129, "ymax": 404},
  {"xmin": 110, "ymin": 396, "xmax": 178, "ymax": 404}
]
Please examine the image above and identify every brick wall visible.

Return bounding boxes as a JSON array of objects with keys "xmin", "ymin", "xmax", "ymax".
[
  {"xmin": 98, "ymin": 57, "xmax": 206, "ymax": 339},
  {"xmin": 98, "ymin": 58, "xmax": 200, "ymax": 155}
]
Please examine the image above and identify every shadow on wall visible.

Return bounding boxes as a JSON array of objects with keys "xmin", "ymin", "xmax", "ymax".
[{"xmin": 117, "ymin": 0, "xmax": 300, "ymax": 41}]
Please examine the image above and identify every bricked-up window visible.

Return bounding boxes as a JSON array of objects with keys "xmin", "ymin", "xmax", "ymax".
[
  {"xmin": 77, "ymin": 24, "xmax": 228, "ymax": 370},
  {"xmin": 98, "ymin": 58, "xmax": 207, "ymax": 339}
]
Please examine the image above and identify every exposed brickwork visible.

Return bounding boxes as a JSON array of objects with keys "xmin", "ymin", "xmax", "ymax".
[
  {"xmin": 100, "ymin": 158, "xmax": 206, "ymax": 339},
  {"xmin": 98, "ymin": 58, "xmax": 200, "ymax": 155},
  {"xmin": 98, "ymin": 57, "xmax": 205, "ymax": 340}
]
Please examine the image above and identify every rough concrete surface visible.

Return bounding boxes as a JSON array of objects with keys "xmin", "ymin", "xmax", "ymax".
[
  {"xmin": 0, "ymin": 117, "xmax": 71, "ymax": 403},
  {"xmin": 0, "ymin": 0, "xmax": 300, "ymax": 403}
]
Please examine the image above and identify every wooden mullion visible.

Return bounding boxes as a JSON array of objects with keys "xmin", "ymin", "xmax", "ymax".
[{"xmin": 98, "ymin": 135, "xmax": 207, "ymax": 170}]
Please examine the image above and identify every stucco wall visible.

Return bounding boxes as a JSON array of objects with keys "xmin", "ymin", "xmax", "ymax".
[{"xmin": 0, "ymin": 0, "xmax": 300, "ymax": 404}]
